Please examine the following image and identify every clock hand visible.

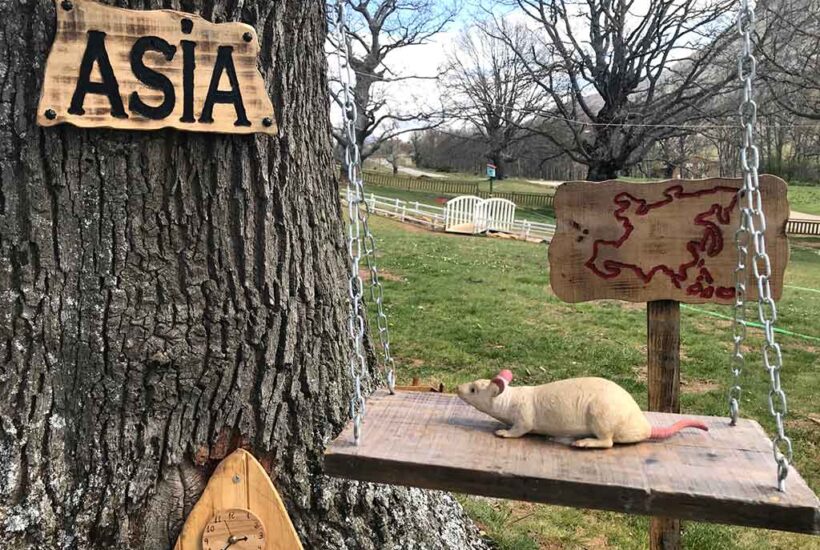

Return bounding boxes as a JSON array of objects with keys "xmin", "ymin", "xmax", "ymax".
[{"xmin": 221, "ymin": 535, "xmax": 249, "ymax": 550}]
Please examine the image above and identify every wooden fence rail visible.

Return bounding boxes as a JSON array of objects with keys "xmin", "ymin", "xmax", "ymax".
[
  {"xmin": 363, "ymin": 171, "xmax": 479, "ymax": 195},
  {"xmin": 477, "ymin": 190, "xmax": 555, "ymax": 208},
  {"xmin": 362, "ymin": 172, "xmax": 555, "ymax": 209},
  {"xmin": 787, "ymin": 219, "xmax": 820, "ymax": 236}
]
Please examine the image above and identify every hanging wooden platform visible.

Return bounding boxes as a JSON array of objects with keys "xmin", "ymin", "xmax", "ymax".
[{"xmin": 325, "ymin": 391, "xmax": 820, "ymax": 535}]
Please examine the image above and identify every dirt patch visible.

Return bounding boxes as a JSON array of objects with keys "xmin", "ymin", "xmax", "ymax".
[
  {"xmin": 681, "ymin": 378, "xmax": 721, "ymax": 393},
  {"xmin": 395, "ymin": 220, "xmax": 429, "ymax": 233},
  {"xmin": 791, "ymin": 237, "xmax": 820, "ymax": 250},
  {"xmin": 584, "ymin": 534, "xmax": 611, "ymax": 549},
  {"xmin": 791, "ymin": 210, "xmax": 820, "ymax": 221},
  {"xmin": 598, "ymin": 299, "xmax": 645, "ymax": 312},
  {"xmin": 358, "ymin": 267, "xmax": 404, "ymax": 282},
  {"xmin": 787, "ymin": 415, "xmax": 820, "ymax": 432}
]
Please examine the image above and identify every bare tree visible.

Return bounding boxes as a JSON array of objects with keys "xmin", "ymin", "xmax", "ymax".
[
  {"xmin": 328, "ymin": 0, "xmax": 459, "ymax": 162},
  {"xmin": 442, "ymin": 22, "xmax": 546, "ymax": 180},
  {"xmin": 757, "ymin": 0, "xmax": 820, "ymax": 121},
  {"xmin": 491, "ymin": 0, "xmax": 737, "ymax": 181}
]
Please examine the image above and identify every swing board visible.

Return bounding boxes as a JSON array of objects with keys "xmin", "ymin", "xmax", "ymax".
[{"xmin": 325, "ymin": 390, "xmax": 820, "ymax": 534}]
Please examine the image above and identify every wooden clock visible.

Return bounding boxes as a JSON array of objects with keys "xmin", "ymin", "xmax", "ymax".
[
  {"xmin": 174, "ymin": 449, "xmax": 302, "ymax": 550},
  {"xmin": 201, "ymin": 508, "xmax": 266, "ymax": 550}
]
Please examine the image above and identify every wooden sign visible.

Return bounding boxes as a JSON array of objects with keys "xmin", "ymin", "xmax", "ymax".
[
  {"xmin": 37, "ymin": 0, "xmax": 276, "ymax": 135},
  {"xmin": 174, "ymin": 449, "xmax": 303, "ymax": 550},
  {"xmin": 548, "ymin": 177, "xmax": 789, "ymax": 304}
]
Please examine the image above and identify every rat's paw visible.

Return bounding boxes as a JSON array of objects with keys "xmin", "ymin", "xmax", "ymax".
[
  {"xmin": 495, "ymin": 429, "xmax": 511, "ymax": 438},
  {"xmin": 572, "ymin": 437, "xmax": 614, "ymax": 449}
]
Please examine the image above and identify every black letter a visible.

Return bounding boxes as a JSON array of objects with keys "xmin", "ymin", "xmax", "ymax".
[
  {"xmin": 69, "ymin": 30, "xmax": 127, "ymax": 118},
  {"xmin": 199, "ymin": 45, "xmax": 251, "ymax": 126}
]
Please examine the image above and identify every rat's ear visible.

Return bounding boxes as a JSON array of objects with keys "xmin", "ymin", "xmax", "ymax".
[{"xmin": 490, "ymin": 369, "xmax": 513, "ymax": 396}]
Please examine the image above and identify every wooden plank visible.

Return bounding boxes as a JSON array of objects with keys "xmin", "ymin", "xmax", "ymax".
[
  {"xmin": 325, "ymin": 391, "xmax": 820, "ymax": 535},
  {"xmin": 647, "ymin": 300, "xmax": 682, "ymax": 550},
  {"xmin": 174, "ymin": 449, "xmax": 302, "ymax": 550},
  {"xmin": 548, "ymin": 177, "xmax": 789, "ymax": 304},
  {"xmin": 38, "ymin": 0, "xmax": 276, "ymax": 135},
  {"xmin": 446, "ymin": 223, "xmax": 479, "ymax": 234}
]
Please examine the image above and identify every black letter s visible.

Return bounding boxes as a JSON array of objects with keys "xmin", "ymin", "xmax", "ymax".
[{"xmin": 129, "ymin": 36, "xmax": 177, "ymax": 120}]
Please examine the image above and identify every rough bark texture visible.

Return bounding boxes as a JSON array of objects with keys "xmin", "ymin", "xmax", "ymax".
[{"xmin": 0, "ymin": 1, "xmax": 487, "ymax": 548}]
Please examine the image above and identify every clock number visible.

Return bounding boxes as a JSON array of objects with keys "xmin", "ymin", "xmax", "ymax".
[
  {"xmin": 207, "ymin": 525, "xmax": 215, "ymax": 532},
  {"xmin": 228, "ymin": 511, "xmax": 235, "ymax": 520}
]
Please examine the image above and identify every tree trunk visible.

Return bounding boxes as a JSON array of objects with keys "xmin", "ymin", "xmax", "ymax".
[
  {"xmin": 586, "ymin": 161, "xmax": 619, "ymax": 182},
  {"xmin": 488, "ymin": 153, "xmax": 505, "ymax": 181},
  {"xmin": 0, "ymin": 1, "xmax": 486, "ymax": 549}
]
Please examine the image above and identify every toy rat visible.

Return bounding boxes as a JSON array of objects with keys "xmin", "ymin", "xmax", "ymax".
[{"xmin": 457, "ymin": 370, "xmax": 708, "ymax": 448}]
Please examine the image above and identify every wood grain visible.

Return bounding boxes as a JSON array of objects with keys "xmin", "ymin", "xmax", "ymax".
[
  {"xmin": 548, "ymin": 177, "xmax": 789, "ymax": 304},
  {"xmin": 325, "ymin": 391, "xmax": 820, "ymax": 535},
  {"xmin": 647, "ymin": 300, "xmax": 682, "ymax": 550},
  {"xmin": 37, "ymin": 0, "xmax": 276, "ymax": 135},
  {"xmin": 174, "ymin": 449, "xmax": 303, "ymax": 550}
]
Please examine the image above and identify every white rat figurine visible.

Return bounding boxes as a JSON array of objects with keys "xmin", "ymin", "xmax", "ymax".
[{"xmin": 457, "ymin": 369, "xmax": 708, "ymax": 448}]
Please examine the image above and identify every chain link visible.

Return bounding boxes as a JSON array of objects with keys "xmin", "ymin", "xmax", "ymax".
[
  {"xmin": 733, "ymin": 0, "xmax": 792, "ymax": 491},
  {"xmin": 335, "ymin": 1, "xmax": 396, "ymax": 444}
]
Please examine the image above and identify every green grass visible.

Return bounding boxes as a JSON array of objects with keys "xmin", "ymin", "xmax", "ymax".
[
  {"xmin": 477, "ymin": 178, "xmax": 558, "ymax": 194},
  {"xmin": 363, "ymin": 215, "xmax": 820, "ymax": 550},
  {"xmin": 789, "ymin": 185, "xmax": 820, "ymax": 216}
]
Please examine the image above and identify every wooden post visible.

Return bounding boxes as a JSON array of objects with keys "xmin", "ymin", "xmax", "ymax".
[{"xmin": 647, "ymin": 300, "xmax": 682, "ymax": 550}]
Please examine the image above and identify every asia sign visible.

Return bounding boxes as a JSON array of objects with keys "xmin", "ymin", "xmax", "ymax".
[{"xmin": 37, "ymin": 0, "xmax": 276, "ymax": 135}]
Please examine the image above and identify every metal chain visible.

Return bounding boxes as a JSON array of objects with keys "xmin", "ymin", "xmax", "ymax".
[
  {"xmin": 734, "ymin": 0, "xmax": 792, "ymax": 491},
  {"xmin": 335, "ymin": 0, "xmax": 395, "ymax": 444}
]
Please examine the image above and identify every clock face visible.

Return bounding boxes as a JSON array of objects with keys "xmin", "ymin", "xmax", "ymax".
[{"xmin": 201, "ymin": 508, "xmax": 266, "ymax": 550}]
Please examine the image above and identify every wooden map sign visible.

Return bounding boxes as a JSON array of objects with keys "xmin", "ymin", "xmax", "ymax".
[
  {"xmin": 37, "ymin": 0, "xmax": 276, "ymax": 135},
  {"xmin": 548, "ymin": 177, "xmax": 789, "ymax": 304}
]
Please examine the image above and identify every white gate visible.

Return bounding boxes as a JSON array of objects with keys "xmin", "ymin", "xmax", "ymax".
[
  {"xmin": 482, "ymin": 198, "xmax": 516, "ymax": 232},
  {"xmin": 445, "ymin": 196, "xmax": 485, "ymax": 234},
  {"xmin": 445, "ymin": 196, "xmax": 517, "ymax": 234}
]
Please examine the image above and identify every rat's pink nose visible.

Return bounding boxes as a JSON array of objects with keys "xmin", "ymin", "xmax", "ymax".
[{"xmin": 497, "ymin": 369, "xmax": 513, "ymax": 383}]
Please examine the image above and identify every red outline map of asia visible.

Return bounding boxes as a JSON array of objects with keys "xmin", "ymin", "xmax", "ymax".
[{"xmin": 585, "ymin": 185, "xmax": 739, "ymax": 299}]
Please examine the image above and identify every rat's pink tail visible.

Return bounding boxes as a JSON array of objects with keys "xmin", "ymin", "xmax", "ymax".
[{"xmin": 650, "ymin": 419, "xmax": 709, "ymax": 440}]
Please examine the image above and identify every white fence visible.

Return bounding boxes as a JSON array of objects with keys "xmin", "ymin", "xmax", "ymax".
[{"xmin": 343, "ymin": 191, "xmax": 555, "ymax": 242}]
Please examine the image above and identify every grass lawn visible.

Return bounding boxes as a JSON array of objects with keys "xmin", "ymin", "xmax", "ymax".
[
  {"xmin": 362, "ymin": 215, "xmax": 820, "ymax": 550},
  {"xmin": 477, "ymin": 178, "xmax": 558, "ymax": 194},
  {"xmin": 790, "ymin": 185, "xmax": 820, "ymax": 216}
]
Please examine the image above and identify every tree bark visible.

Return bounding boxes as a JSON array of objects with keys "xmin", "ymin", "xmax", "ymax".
[{"xmin": 0, "ymin": 1, "xmax": 487, "ymax": 549}]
